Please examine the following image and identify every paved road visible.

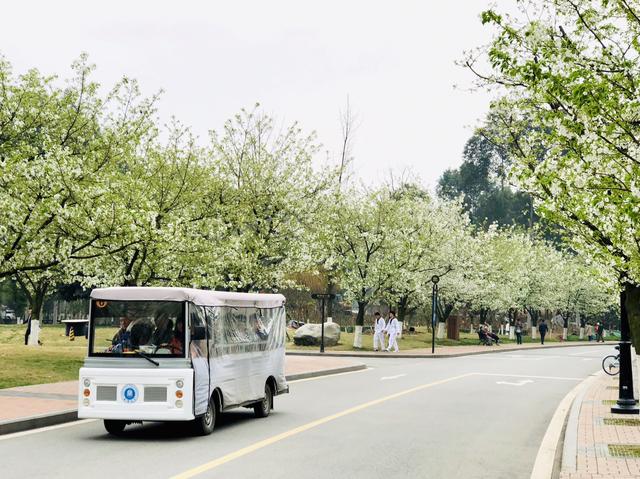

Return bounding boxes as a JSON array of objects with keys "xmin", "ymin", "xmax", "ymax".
[{"xmin": 0, "ymin": 345, "xmax": 614, "ymax": 479}]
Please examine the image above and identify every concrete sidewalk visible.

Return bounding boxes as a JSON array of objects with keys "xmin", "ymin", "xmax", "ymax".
[
  {"xmin": 560, "ymin": 373, "xmax": 640, "ymax": 479},
  {"xmin": 0, "ymin": 355, "xmax": 366, "ymax": 435},
  {"xmin": 287, "ymin": 340, "xmax": 614, "ymax": 359}
]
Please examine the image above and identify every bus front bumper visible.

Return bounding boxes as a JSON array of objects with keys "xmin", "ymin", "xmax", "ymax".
[{"xmin": 78, "ymin": 367, "xmax": 195, "ymax": 421}]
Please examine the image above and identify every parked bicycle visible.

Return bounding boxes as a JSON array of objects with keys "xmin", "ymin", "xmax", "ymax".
[{"xmin": 602, "ymin": 346, "xmax": 620, "ymax": 376}]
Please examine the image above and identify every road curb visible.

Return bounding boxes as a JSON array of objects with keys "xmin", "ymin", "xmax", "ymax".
[
  {"xmin": 530, "ymin": 372, "xmax": 602, "ymax": 479},
  {"xmin": 285, "ymin": 363, "xmax": 367, "ymax": 381},
  {"xmin": 0, "ymin": 364, "xmax": 366, "ymax": 436},
  {"xmin": 0, "ymin": 409, "xmax": 77, "ymax": 436},
  {"xmin": 286, "ymin": 342, "xmax": 612, "ymax": 359}
]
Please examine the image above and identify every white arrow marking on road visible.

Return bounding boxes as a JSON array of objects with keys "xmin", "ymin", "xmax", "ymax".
[
  {"xmin": 496, "ymin": 379, "xmax": 534, "ymax": 386},
  {"xmin": 381, "ymin": 374, "xmax": 407, "ymax": 381}
]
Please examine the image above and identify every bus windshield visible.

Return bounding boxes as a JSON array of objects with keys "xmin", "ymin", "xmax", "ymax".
[{"xmin": 90, "ymin": 300, "xmax": 185, "ymax": 357}]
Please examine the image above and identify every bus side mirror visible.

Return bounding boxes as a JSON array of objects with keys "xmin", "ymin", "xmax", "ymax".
[{"xmin": 191, "ymin": 326, "xmax": 207, "ymax": 341}]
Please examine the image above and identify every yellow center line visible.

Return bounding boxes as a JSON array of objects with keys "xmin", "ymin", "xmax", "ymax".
[{"xmin": 170, "ymin": 373, "xmax": 474, "ymax": 479}]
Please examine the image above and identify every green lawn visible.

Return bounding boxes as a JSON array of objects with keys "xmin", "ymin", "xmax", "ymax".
[{"xmin": 0, "ymin": 324, "xmax": 87, "ymax": 389}]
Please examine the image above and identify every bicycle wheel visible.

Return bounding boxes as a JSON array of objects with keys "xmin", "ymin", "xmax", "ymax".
[{"xmin": 602, "ymin": 355, "xmax": 620, "ymax": 376}]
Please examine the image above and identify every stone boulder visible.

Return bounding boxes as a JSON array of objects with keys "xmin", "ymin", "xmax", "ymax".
[{"xmin": 293, "ymin": 322, "xmax": 341, "ymax": 346}]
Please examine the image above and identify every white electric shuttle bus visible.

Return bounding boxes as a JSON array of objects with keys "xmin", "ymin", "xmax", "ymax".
[{"xmin": 78, "ymin": 287, "xmax": 289, "ymax": 435}]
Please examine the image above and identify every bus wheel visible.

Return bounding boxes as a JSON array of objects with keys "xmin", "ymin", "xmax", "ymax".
[
  {"xmin": 193, "ymin": 400, "xmax": 216, "ymax": 436},
  {"xmin": 254, "ymin": 383, "xmax": 273, "ymax": 418},
  {"xmin": 104, "ymin": 420, "xmax": 126, "ymax": 435}
]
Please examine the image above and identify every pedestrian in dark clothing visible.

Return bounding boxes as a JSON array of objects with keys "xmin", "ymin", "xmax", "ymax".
[
  {"xmin": 515, "ymin": 320, "xmax": 523, "ymax": 345},
  {"xmin": 595, "ymin": 322, "xmax": 604, "ymax": 342},
  {"xmin": 23, "ymin": 308, "xmax": 32, "ymax": 345},
  {"xmin": 538, "ymin": 319, "xmax": 548, "ymax": 345}
]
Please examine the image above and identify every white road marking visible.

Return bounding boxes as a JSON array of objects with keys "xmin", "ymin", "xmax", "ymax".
[
  {"xmin": 569, "ymin": 350, "xmax": 604, "ymax": 357},
  {"xmin": 475, "ymin": 373, "xmax": 583, "ymax": 381},
  {"xmin": 496, "ymin": 379, "xmax": 534, "ymax": 386},
  {"xmin": 288, "ymin": 368, "xmax": 370, "ymax": 383},
  {"xmin": 0, "ymin": 419, "xmax": 96, "ymax": 441},
  {"xmin": 380, "ymin": 374, "xmax": 407, "ymax": 381},
  {"xmin": 472, "ymin": 355, "xmax": 560, "ymax": 361}
]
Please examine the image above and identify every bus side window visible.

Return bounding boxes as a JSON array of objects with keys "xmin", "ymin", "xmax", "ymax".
[
  {"xmin": 204, "ymin": 307, "xmax": 217, "ymax": 357},
  {"xmin": 189, "ymin": 304, "xmax": 207, "ymax": 357}
]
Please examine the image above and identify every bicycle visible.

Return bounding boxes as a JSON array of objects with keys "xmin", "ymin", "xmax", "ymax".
[{"xmin": 602, "ymin": 346, "xmax": 620, "ymax": 376}]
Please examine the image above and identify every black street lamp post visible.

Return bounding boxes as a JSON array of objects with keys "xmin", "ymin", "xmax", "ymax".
[
  {"xmin": 311, "ymin": 293, "xmax": 336, "ymax": 354},
  {"xmin": 612, "ymin": 287, "xmax": 639, "ymax": 414},
  {"xmin": 431, "ymin": 275, "xmax": 439, "ymax": 354}
]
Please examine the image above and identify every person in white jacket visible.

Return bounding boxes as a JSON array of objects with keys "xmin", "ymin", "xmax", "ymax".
[
  {"xmin": 385, "ymin": 310, "xmax": 400, "ymax": 352},
  {"xmin": 373, "ymin": 312, "xmax": 386, "ymax": 351}
]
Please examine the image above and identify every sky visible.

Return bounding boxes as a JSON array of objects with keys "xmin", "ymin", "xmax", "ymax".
[{"xmin": 0, "ymin": 0, "xmax": 508, "ymax": 189}]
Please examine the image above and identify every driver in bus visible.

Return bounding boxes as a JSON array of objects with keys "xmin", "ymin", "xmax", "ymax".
[{"xmin": 110, "ymin": 316, "xmax": 132, "ymax": 352}]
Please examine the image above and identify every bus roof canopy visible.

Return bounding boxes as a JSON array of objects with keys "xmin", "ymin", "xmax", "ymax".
[{"xmin": 90, "ymin": 287, "xmax": 286, "ymax": 309}]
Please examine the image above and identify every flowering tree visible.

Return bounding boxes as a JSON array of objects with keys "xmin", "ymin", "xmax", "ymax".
[
  {"xmin": 324, "ymin": 187, "xmax": 398, "ymax": 347},
  {"xmin": 467, "ymin": 0, "xmax": 640, "ymax": 348},
  {"xmin": 73, "ymin": 124, "xmax": 218, "ymax": 288},
  {"xmin": 380, "ymin": 187, "xmax": 473, "ymax": 331},
  {"xmin": 208, "ymin": 107, "xmax": 334, "ymax": 291},
  {"xmin": 0, "ymin": 55, "xmax": 156, "ymax": 321}
]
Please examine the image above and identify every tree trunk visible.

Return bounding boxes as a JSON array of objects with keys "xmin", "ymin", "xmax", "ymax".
[
  {"xmin": 353, "ymin": 300, "xmax": 367, "ymax": 348},
  {"xmin": 479, "ymin": 308, "xmax": 489, "ymax": 325},
  {"xmin": 16, "ymin": 275, "xmax": 49, "ymax": 346},
  {"xmin": 326, "ymin": 274, "xmax": 336, "ymax": 318},
  {"xmin": 626, "ymin": 283, "xmax": 640, "ymax": 353},
  {"xmin": 397, "ymin": 296, "xmax": 408, "ymax": 323}
]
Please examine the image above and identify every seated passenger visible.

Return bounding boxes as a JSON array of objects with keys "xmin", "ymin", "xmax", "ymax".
[
  {"xmin": 254, "ymin": 316, "xmax": 268, "ymax": 340},
  {"xmin": 130, "ymin": 320, "xmax": 153, "ymax": 349},
  {"xmin": 169, "ymin": 319, "xmax": 185, "ymax": 354},
  {"xmin": 152, "ymin": 314, "xmax": 173, "ymax": 346}
]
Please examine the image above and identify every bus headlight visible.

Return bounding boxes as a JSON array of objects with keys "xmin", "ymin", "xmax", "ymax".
[
  {"xmin": 83, "ymin": 398, "xmax": 90, "ymax": 406},
  {"xmin": 176, "ymin": 379, "xmax": 184, "ymax": 389},
  {"xmin": 175, "ymin": 400, "xmax": 183, "ymax": 408},
  {"xmin": 83, "ymin": 378, "xmax": 91, "ymax": 387}
]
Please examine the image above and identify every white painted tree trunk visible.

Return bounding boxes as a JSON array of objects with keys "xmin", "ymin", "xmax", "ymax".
[
  {"xmin": 562, "ymin": 327, "xmax": 568, "ymax": 340},
  {"xmin": 579, "ymin": 327, "xmax": 584, "ymax": 340},
  {"xmin": 437, "ymin": 322, "xmax": 446, "ymax": 339},
  {"xmin": 353, "ymin": 325, "xmax": 363, "ymax": 348},
  {"xmin": 509, "ymin": 328, "xmax": 515, "ymax": 340},
  {"xmin": 531, "ymin": 326, "xmax": 537, "ymax": 340},
  {"xmin": 397, "ymin": 321, "xmax": 403, "ymax": 338},
  {"xmin": 27, "ymin": 320, "xmax": 40, "ymax": 346}
]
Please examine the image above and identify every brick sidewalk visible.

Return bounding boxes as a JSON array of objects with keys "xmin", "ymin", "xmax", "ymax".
[
  {"xmin": 560, "ymin": 374, "xmax": 640, "ymax": 479},
  {"xmin": 0, "ymin": 355, "xmax": 364, "ymax": 426}
]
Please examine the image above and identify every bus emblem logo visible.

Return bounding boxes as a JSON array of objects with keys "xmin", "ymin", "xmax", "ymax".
[{"xmin": 122, "ymin": 385, "xmax": 138, "ymax": 403}]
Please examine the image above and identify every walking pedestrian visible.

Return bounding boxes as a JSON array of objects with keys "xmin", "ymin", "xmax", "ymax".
[
  {"xmin": 23, "ymin": 308, "xmax": 32, "ymax": 346},
  {"xmin": 372, "ymin": 312, "xmax": 386, "ymax": 352},
  {"xmin": 586, "ymin": 323, "xmax": 594, "ymax": 341},
  {"xmin": 385, "ymin": 310, "xmax": 400, "ymax": 352},
  {"xmin": 595, "ymin": 322, "xmax": 604, "ymax": 342},
  {"xmin": 515, "ymin": 319, "xmax": 523, "ymax": 345},
  {"xmin": 538, "ymin": 319, "xmax": 548, "ymax": 345}
]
